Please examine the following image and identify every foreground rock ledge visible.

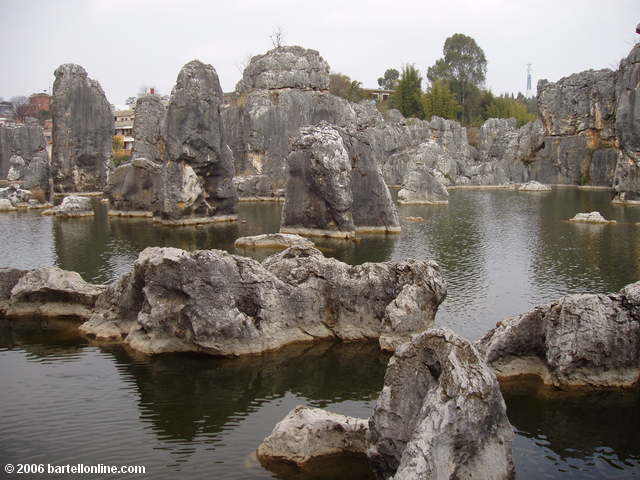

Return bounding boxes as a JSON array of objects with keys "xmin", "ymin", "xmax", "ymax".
[
  {"xmin": 257, "ymin": 406, "xmax": 368, "ymax": 466},
  {"xmin": 476, "ymin": 281, "xmax": 640, "ymax": 388},
  {"xmin": 257, "ymin": 329, "xmax": 515, "ymax": 480},
  {"xmin": 80, "ymin": 245, "xmax": 446, "ymax": 355}
]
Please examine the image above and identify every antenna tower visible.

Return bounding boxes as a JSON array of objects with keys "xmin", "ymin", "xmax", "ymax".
[{"xmin": 526, "ymin": 64, "xmax": 532, "ymax": 94}]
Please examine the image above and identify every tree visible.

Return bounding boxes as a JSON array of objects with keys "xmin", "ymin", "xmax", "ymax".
[
  {"xmin": 10, "ymin": 95, "xmax": 28, "ymax": 106},
  {"xmin": 484, "ymin": 94, "xmax": 537, "ymax": 127},
  {"xmin": 269, "ymin": 25, "xmax": 285, "ymax": 48},
  {"xmin": 377, "ymin": 68, "xmax": 399, "ymax": 90},
  {"xmin": 329, "ymin": 73, "xmax": 369, "ymax": 102},
  {"xmin": 427, "ymin": 33, "xmax": 488, "ymax": 123},
  {"xmin": 389, "ymin": 65, "xmax": 424, "ymax": 119},
  {"xmin": 422, "ymin": 80, "xmax": 460, "ymax": 120},
  {"xmin": 125, "ymin": 96, "xmax": 137, "ymax": 106}
]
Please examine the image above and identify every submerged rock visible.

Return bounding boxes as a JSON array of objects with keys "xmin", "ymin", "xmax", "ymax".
[
  {"xmin": 80, "ymin": 245, "xmax": 446, "ymax": 355},
  {"xmin": 159, "ymin": 60, "xmax": 237, "ymax": 224},
  {"xmin": 568, "ymin": 211, "xmax": 615, "ymax": 223},
  {"xmin": 257, "ymin": 405, "xmax": 369, "ymax": 466},
  {"xmin": 5, "ymin": 267, "xmax": 106, "ymax": 321},
  {"xmin": 281, "ymin": 122, "xmax": 400, "ymax": 238},
  {"xmin": 0, "ymin": 123, "xmax": 50, "ymax": 196},
  {"xmin": 367, "ymin": 328, "xmax": 515, "ymax": 480},
  {"xmin": 476, "ymin": 281, "xmax": 640, "ymax": 388},
  {"xmin": 42, "ymin": 195, "xmax": 94, "ymax": 217},
  {"xmin": 234, "ymin": 233, "xmax": 314, "ymax": 250},
  {"xmin": 519, "ymin": 180, "xmax": 552, "ymax": 191},
  {"xmin": 51, "ymin": 64, "xmax": 113, "ymax": 193}
]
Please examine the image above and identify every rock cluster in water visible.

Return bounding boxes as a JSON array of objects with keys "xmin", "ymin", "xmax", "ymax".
[
  {"xmin": 42, "ymin": 195, "xmax": 94, "ymax": 217},
  {"xmin": 258, "ymin": 329, "xmax": 515, "ymax": 480},
  {"xmin": 476, "ymin": 281, "xmax": 640, "ymax": 388},
  {"xmin": 79, "ymin": 245, "xmax": 446, "ymax": 355},
  {"xmin": 281, "ymin": 122, "xmax": 400, "ymax": 238},
  {"xmin": 51, "ymin": 64, "xmax": 113, "ymax": 193}
]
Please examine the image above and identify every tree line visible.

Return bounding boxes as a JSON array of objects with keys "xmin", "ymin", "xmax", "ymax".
[{"xmin": 330, "ymin": 33, "xmax": 537, "ymax": 127}]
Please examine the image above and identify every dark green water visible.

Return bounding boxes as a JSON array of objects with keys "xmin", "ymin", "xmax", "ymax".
[{"xmin": 1, "ymin": 189, "xmax": 639, "ymax": 478}]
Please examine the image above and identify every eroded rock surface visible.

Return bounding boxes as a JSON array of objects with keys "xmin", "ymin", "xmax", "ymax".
[
  {"xmin": 397, "ymin": 165, "xmax": 449, "ymax": 204},
  {"xmin": 569, "ymin": 211, "xmax": 615, "ymax": 223},
  {"xmin": 0, "ymin": 268, "xmax": 27, "ymax": 315},
  {"xmin": 367, "ymin": 328, "xmax": 515, "ymax": 480},
  {"xmin": 80, "ymin": 245, "xmax": 446, "ymax": 355},
  {"xmin": 6, "ymin": 267, "xmax": 106, "ymax": 320},
  {"xmin": 0, "ymin": 123, "xmax": 50, "ymax": 196},
  {"xmin": 159, "ymin": 60, "xmax": 237, "ymax": 223},
  {"xmin": 281, "ymin": 122, "xmax": 399, "ymax": 238},
  {"xmin": 519, "ymin": 180, "xmax": 552, "ymax": 191},
  {"xmin": 42, "ymin": 195, "xmax": 94, "ymax": 217},
  {"xmin": 105, "ymin": 158, "xmax": 162, "ymax": 214},
  {"xmin": 234, "ymin": 233, "xmax": 314, "ymax": 250},
  {"xmin": 476, "ymin": 281, "xmax": 640, "ymax": 388},
  {"xmin": 51, "ymin": 64, "xmax": 113, "ymax": 193},
  {"xmin": 257, "ymin": 405, "xmax": 369, "ymax": 465},
  {"xmin": 132, "ymin": 95, "xmax": 166, "ymax": 163}
]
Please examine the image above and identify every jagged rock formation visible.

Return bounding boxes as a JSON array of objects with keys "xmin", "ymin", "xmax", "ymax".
[
  {"xmin": 613, "ymin": 43, "xmax": 640, "ymax": 203},
  {"xmin": 536, "ymin": 70, "xmax": 618, "ymax": 186},
  {"xmin": 131, "ymin": 95, "xmax": 166, "ymax": 163},
  {"xmin": 223, "ymin": 46, "xmax": 370, "ymax": 199},
  {"xmin": 397, "ymin": 166, "xmax": 449, "ymax": 204},
  {"xmin": 42, "ymin": 195, "xmax": 94, "ymax": 217},
  {"xmin": 0, "ymin": 123, "xmax": 50, "ymax": 196},
  {"xmin": 257, "ymin": 329, "xmax": 514, "ymax": 480},
  {"xmin": 105, "ymin": 158, "xmax": 161, "ymax": 215},
  {"xmin": 159, "ymin": 60, "xmax": 237, "ymax": 224},
  {"xmin": 280, "ymin": 122, "xmax": 400, "ymax": 238},
  {"xmin": 0, "ymin": 185, "xmax": 40, "ymax": 208},
  {"xmin": 257, "ymin": 406, "xmax": 369, "ymax": 466},
  {"xmin": 51, "ymin": 64, "xmax": 113, "ymax": 193},
  {"xmin": 476, "ymin": 281, "xmax": 640, "ymax": 388},
  {"xmin": 80, "ymin": 245, "xmax": 446, "ymax": 355},
  {"xmin": 367, "ymin": 328, "xmax": 515, "ymax": 480},
  {"xmin": 4, "ymin": 267, "xmax": 106, "ymax": 321},
  {"xmin": 569, "ymin": 211, "xmax": 615, "ymax": 223}
]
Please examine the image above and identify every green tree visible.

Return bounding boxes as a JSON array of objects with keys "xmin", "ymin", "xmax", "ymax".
[
  {"xmin": 389, "ymin": 65, "xmax": 424, "ymax": 119},
  {"xmin": 427, "ymin": 33, "xmax": 488, "ymax": 124},
  {"xmin": 484, "ymin": 94, "xmax": 537, "ymax": 127},
  {"xmin": 422, "ymin": 80, "xmax": 460, "ymax": 120},
  {"xmin": 377, "ymin": 68, "xmax": 399, "ymax": 90},
  {"xmin": 329, "ymin": 73, "xmax": 369, "ymax": 102}
]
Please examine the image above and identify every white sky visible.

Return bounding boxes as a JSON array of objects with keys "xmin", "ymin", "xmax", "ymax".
[{"xmin": 1, "ymin": 0, "xmax": 638, "ymax": 104}]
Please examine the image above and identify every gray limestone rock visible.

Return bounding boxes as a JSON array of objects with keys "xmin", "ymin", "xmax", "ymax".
[
  {"xmin": 519, "ymin": 180, "xmax": 552, "ymax": 192},
  {"xmin": 397, "ymin": 164, "xmax": 449, "ymax": 204},
  {"xmin": 234, "ymin": 233, "xmax": 314, "ymax": 250},
  {"xmin": 0, "ymin": 268, "xmax": 27, "ymax": 315},
  {"xmin": 613, "ymin": 44, "xmax": 640, "ymax": 203},
  {"xmin": 80, "ymin": 245, "xmax": 446, "ymax": 355},
  {"xmin": 568, "ymin": 211, "xmax": 615, "ymax": 223},
  {"xmin": 367, "ymin": 328, "xmax": 515, "ymax": 480},
  {"xmin": 51, "ymin": 64, "xmax": 113, "ymax": 193},
  {"xmin": 6, "ymin": 266, "xmax": 106, "ymax": 321},
  {"xmin": 281, "ymin": 122, "xmax": 400, "ymax": 238},
  {"xmin": 160, "ymin": 60, "xmax": 237, "ymax": 222},
  {"xmin": 236, "ymin": 46, "xmax": 330, "ymax": 93},
  {"xmin": 0, "ymin": 123, "xmax": 50, "ymax": 196},
  {"xmin": 257, "ymin": 405, "xmax": 369, "ymax": 466},
  {"xmin": 42, "ymin": 195, "xmax": 94, "ymax": 217},
  {"xmin": 0, "ymin": 199, "xmax": 16, "ymax": 211},
  {"xmin": 104, "ymin": 158, "xmax": 162, "ymax": 213},
  {"xmin": 0, "ymin": 185, "xmax": 33, "ymax": 206},
  {"xmin": 476, "ymin": 281, "xmax": 640, "ymax": 388},
  {"xmin": 132, "ymin": 94, "xmax": 166, "ymax": 163}
]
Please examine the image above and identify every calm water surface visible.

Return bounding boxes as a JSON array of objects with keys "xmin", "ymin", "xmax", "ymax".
[{"xmin": 1, "ymin": 189, "xmax": 639, "ymax": 478}]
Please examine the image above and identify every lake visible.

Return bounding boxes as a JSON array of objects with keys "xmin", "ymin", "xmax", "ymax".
[{"xmin": 1, "ymin": 188, "xmax": 639, "ymax": 479}]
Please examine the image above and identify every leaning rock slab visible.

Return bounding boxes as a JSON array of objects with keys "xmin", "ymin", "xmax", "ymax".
[
  {"xmin": 6, "ymin": 267, "xmax": 106, "ymax": 320},
  {"xmin": 257, "ymin": 405, "xmax": 368, "ymax": 466},
  {"xmin": 568, "ymin": 211, "xmax": 615, "ymax": 223},
  {"xmin": 476, "ymin": 281, "xmax": 640, "ymax": 388},
  {"xmin": 397, "ymin": 165, "xmax": 449, "ymax": 204},
  {"xmin": 367, "ymin": 328, "xmax": 515, "ymax": 480},
  {"xmin": 81, "ymin": 245, "xmax": 446, "ymax": 355}
]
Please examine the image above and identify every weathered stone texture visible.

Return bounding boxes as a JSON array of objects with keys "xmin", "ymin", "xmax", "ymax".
[
  {"xmin": 51, "ymin": 64, "xmax": 113, "ymax": 193},
  {"xmin": 132, "ymin": 94, "xmax": 166, "ymax": 163},
  {"xmin": 476, "ymin": 281, "xmax": 640, "ymax": 388},
  {"xmin": 105, "ymin": 158, "xmax": 162, "ymax": 213},
  {"xmin": 160, "ymin": 60, "xmax": 237, "ymax": 221},
  {"xmin": 80, "ymin": 245, "xmax": 446, "ymax": 355},
  {"xmin": 0, "ymin": 123, "xmax": 50, "ymax": 195},
  {"xmin": 367, "ymin": 328, "xmax": 515, "ymax": 480}
]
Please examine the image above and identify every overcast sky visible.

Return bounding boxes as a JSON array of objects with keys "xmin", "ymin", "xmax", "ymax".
[{"xmin": 1, "ymin": 0, "xmax": 638, "ymax": 104}]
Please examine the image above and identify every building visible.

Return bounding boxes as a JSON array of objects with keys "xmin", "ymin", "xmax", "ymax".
[
  {"xmin": 113, "ymin": 107, "xmax": 134, "ymax": 151},
  {"xmin": 363, "ymin": 88, "xmax": 394, "ymax": 102},
  {"xmin": 0, "ymin": 101, "xmax": 16, "ymax": 124},
  {"xmin": 29, "ymin": 93, "xmax": 51, "ymax": 111}
]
